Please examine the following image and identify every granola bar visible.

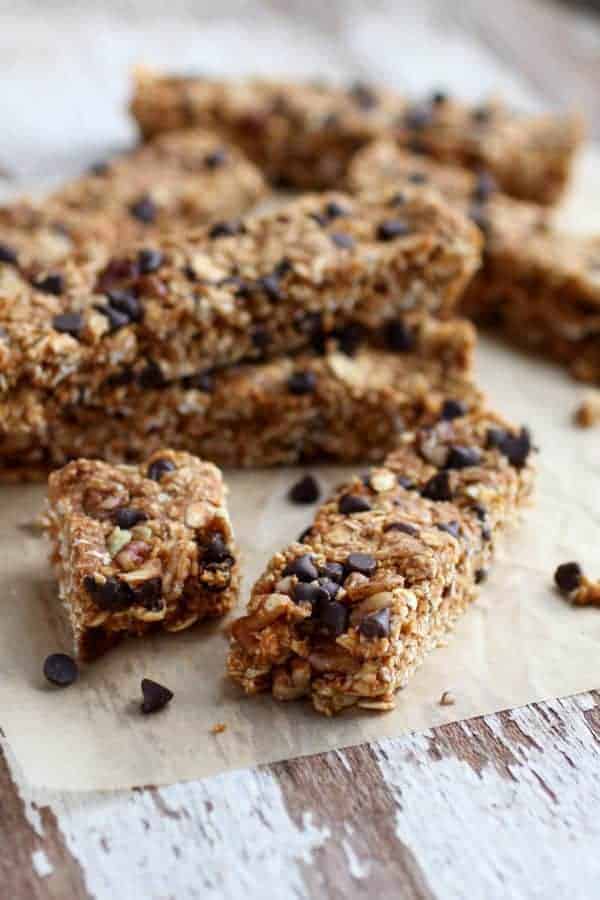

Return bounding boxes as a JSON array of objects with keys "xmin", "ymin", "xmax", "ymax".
[
  {"xmin": 0, "ymin": 187, "xmax": 481, "ymax": 402},
  {"xmin": 1, "ymin": 317, "xmax": 479, "ymax": 477},
  {"xmin": 227, "ymin": 408, "xmax": 534, "ymax": 715},
  {"xmin": 45, "ymin": 449, "xmax": 238, "ymax": 661},
  {"xmin": 0, "ymin": 129, "xmax": 266, "ymax": 274},
  {"xmin": 349, "ymin": 142, "xmax": 600, "ymax": 383},
  {"xmin": 130, "ymin": 69, "xmax": 582, "ymax": 204}
]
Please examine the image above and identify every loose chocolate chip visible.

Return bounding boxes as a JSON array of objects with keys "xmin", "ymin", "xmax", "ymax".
[
  {"xmin": 283, "ymin": 554, "xmax": 319, "ymax": 583},
  {"xmin": 407, "ymin": 172, "xmax": 428, "ymax": 184},
  {"xmin": 330, "ymin": 232, "xmax": 355, "ymax": 250},
  {"xmin": 182, "ymin": 371, "xmax": 214, "ymax": 392},
  {"xmin": 486, "ymin": 426, "xmax": 532, "ymax": 468},
  {"xmin": 43, "ymin": 653, "xmax": 79, "ymax": 687},
  {"xmin": 421, "ymin": 471, "xmax": 453, "ymax": 501},
  {"xmin": 294, "ymin": 581, "xmax": 329, "ymax": 607},
  {"xmin": 288, "ymin": 474, "xmax": 321, "ymax": 505},
  {"xmin": 106, "ymin": 289, "xmax": 142, "ymax": 323},
  {"xmin": 209, "ymin": 220, "xmax": 244, "ymax": 239},
  {"xmin": 317, "ymin": 599, "xmax": 349, "ymax": 636},
  {"xmin": 397, "ymin": 476, "xmax": 415, "ymax": 490},
  {"xmin": 384, "ymin": 319, "xmax": 415, "ymax": 352},
  {"xmin": 431, "ymin": 90, "xmax": 448, "ymax": 105},
  {"xmin": 445, "ymin": 445, "xmax": 482, "ymax": 470},
  {"xmin": 472, "ymin": 171, "xmax": 497, "ymax": 203},
  {"xmin": 83, "ymin": 575, "xmax": 134, "ymax": 611},
  {"xmin": 554, "ymin": 561, "xmax": 583, "ymax": 595},
  {"xmin": 141, "ymin": 678, "xmax": 173, "ymax": 714},
  {"xmin": 383, "ymin": 521, "xmax": 420, "ymax": 537},
  {"xmin": 287, "ymin": 370, "xmax": 317, "ymax": 395},
  {"xmin": 297, "ymin": 526, "xmax": 313, "ymax": 544},
  {"xmin": 348, "ymin": 82, "xmax": 378, "ymax": 110},
  {"xmin": 404, "ymin": 106, "xmax": 431, "ymax": 130},
  {"xmin": 147, "ymin": 457, "xmax": 176, "ymax": 481},
  {"xmin": 376, "ymin": 219, "xmax": 411, "ymax": 241},
  {"xmin": 359, "ymin": 607, "xmax": 390, "ymax": 639},
  {"xmin": 0, "ymin": 243, "xmax": 18, "ymax": 265},
  {"xmin": 440, "ymin": 399, "xmax": 467, "ymax": 421},
  {"xmin": 138, "ymin": 248, "xmax": 164, "ymax": 274},
  {"xmin": 317, "ymin": 577, "xmax": 341, "ymax": 600},
  {"xmin": 129, "ymin": 195, "xmax": 157, "ymax": 223},
  {"xmin": 52, "ymin": 312, "xmax": 84, "ymax": 337},
  {"xmin": 203, "ymin": 534, "xmax": 232, "ymax": 564},
  {"xmin": 133, "ymin": 577, "xmax": 163, "ymax": 610},
  {"xmin": 338, "ymin": 493, "xmax": 372, "ymax": 515},
  {"xmin": 35, "ymin": 273, "xmax": 64, "ymax": 295},
  {"xmin": 436, "ymin": 521, "xmax": 461, "ymax": 539},
  {"xmin": 204, "ymin": 148, "xmax": 228, "ymax": 169},
  {"xmin": 319, "ymin": 562, "xmax": 345, "ymax": 584},
  {"xmin": 345, "ymin": 552, "xmax": 377, "ymax": 577},
  {"xmin": 114, "ymin": 507, "xmax": 148, "ymax": 528},
  {"xmin": 475, "ymin": 568, "xmax": 488, "ymax": 584},
  {"xmin": 138, "ymin": 361, "xmax": 168, "ymax": 389},
  {"xmin": 257, "ymin": 274, "xmax": 282, "ymax": 301}
]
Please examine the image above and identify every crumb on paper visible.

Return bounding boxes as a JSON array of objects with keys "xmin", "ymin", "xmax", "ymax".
[
  {"xmin": 574, "ymin": 391, "xmax": 600, "ymax": 428},
  {"xmin": 31, "ymin": 849, "xmax": 53, "ymax": 878},
  {"xmin": 439, "ymin": 690, "xmax": 456, "ymax": 706},
  {"xmin": 554, "ymin": 561, "xmax": 600, "ymax": 606},
  {"xmin": 210, "ymin": 722, "xmax": 227, "ymax": 735}
]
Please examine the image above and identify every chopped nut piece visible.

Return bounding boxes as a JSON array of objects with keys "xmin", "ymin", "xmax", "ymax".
[
  {"xmin": 574, "ymin": 392, "xmax": 600, "ymax": 427},
  {"xmin": 210, "ymin": 723, "xmax": 228, "ymax": 735},
  {"xmin": 439, "ymin": 690, "xmax": 456, "ymax": 706}
]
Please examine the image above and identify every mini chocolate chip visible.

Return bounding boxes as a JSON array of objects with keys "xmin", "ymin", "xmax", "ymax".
[
  {"xmin": 283, "ymin": 554, "xmax": 319, "ymax": 583},
  {"xmin": 89, "ymin": 161, "xmax": 109, "ymax": 175},
  {"xmin": 297, "ymin": 526, "xmax": 313, "ymax": 544},
  {"xmin": 203, "ymin": 534, "xmax": 232, "ymax": 564},
  {"xmin": 472, "ymin": 105, "xmax": 492, "ymax": 124},
  {"xmin": 330, "ymin": 232, "xmax": 355, "ymax": 250},
  {"xmin": 257, "ymin": 274, "xmax": 282, "ymax": 301},
  {"xmin": 441, "ymin": 399, "xmax": 467, "ymax": 420},
  {"xmin": 436, "ymin": 521, "xmax": 461, "ymax": 538},
  {"xmin": 318, "ymin": 577, "xmax": 341, "ymax": 600},
  {"xmin": 384, "ymin": 521, "xmax": 420, "ymax": 537},
  {"xmin": 475, "ymin": 568, "xmax": 488, "ymax": 584},
  {"xmin": 43, "ymin": 653, "xmax": 79, "ymax": 687},
  {"xmin": 34, "ymin": 273, "xmax": 64, "ymax": 295},
  {"xmin": 345, "ymin": 552, "xmax": 377, "ymax": 577},
  {"xmin": 287, "ymin": 370, "xmax": 317, "ymax": 395},
  {"xmin": 0, "ymin": 243, "xmax": 18, "ymax": 265},
  {"xmin": 52, "ymin": 312, "xmax": 84, "ymax": 337},
  {"xmin": 554, "ymin": 561, "xmax": 583, "ymax": 595},
  {"xmin": 481, "ymin": 526, "xmax": 492, "ymax": 542},
  {"xmin": 472, "ymin": 503, "xmax": 487, "ymax": 521},
  {"xmin": 335, "ymin": 322, "xmax": 364, "ymax": 356},
  {"xmin": 317, "ymin": 599, "xmax": 349, "ymax": 636},
  {"xmin": 182, "ymin": 371, "xmax": 214, "ymax": 392},
  {"xmin": 83, "ymin": 575, "xmax": 134, "ymax": 611},
  {"xmin": 319, "ymin": 562, "xmax": 345, "ymax": 584},
  {"xmin": 445, "ymin": 445, "xmax": 482, "ymax": 470},
  {"xmin": 431, "ymin": 90, "xmax": 448, "ymax": 105},
  {"xmin": 397, "ymin": 476, "xmax": 415, "ymax": 490},
  {"xmin": 138, "ymin": 248, "xmax": 164, "ymax": 274},
  {"xmin": 384, "ymin": 319, "xmax": 415, "ymax": 352},
  {"xmin": 359, "ymin": 607, "xmax": 390, "ymax": 639},
  {"xmin": 138, "ymin": 361, "xmax": 167, "ymax": 389},
  {"xmin": 147, "ymin": 457, "xmax": 176, "ymax": 481},
  {"xmin": 98, "ymin": 304, "xmax": 130, "ymax": 331},
  {"xmin": 133, "ymin": 577, "xmax": 164, "ymax": 610},
  {"xmin": 338, "ymin": 493, "xmax": 372, "ymax": 515},
  {"xmin": 204, "ymin": 148, "xmax": 228, "ymax": 169},
  {"xmin": 388, "ymin": 192, "xmax": 406, "ymax": 207},
  {"xmin": 325, "ymin": 201, "xmax": 348, "ymax": 219},
  {"xmin": 288, "ymin": 474, "xmax": 321, "ymax": 504},
  {"xmin": 408, "ymin": 172, "xmax": 428, "ymax": 184},
  {"xmin": 209, "ymin": 220, "xmax": 244, "ymax": 239},
  {"xmin": 486, "ymin": 426, "xmax": 532, "ymax": 468},
  {"xmin": 310, "ymin": 212, "xmax": 328, "ymax": 227},
  {"xmin": 294, "ymin": 581, "xmax": 329, "ymax": 607},
  {"xmin": 129, "ymin": 195, "xmax": 157, "ymax": 223},
  {"xmin": 141, "ymin": 678, "xmax": 173, "ymax": 714},
  {"xmin": 377, "ymin": 219, "xmax": 411, "ymax": 241},
  {"xmin": 114, "ymin": 507, "xmax": 148, "ymax": 528},
  {"xmin": 348, "ymin": 82, "xmax": 378, "ymax": 110},
  {"xmin": 472, "ymin": 171, "xmax": 497, "ymax": 203},
  {"xmin": 106, "ymin": 289, "xmax": 142, "ymax": 322},
  {"xmin": 421, "ymin": 471, "xmax": 452, "ymax": 501},
  {"xmin": 404, "ymin": 105, "xmax": 431, "ymax": 130}
]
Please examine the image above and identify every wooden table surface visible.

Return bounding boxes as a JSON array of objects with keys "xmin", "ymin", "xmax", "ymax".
[{"xmin": 2, "ymin": 2, "xmax": 600, "ymax": 897}]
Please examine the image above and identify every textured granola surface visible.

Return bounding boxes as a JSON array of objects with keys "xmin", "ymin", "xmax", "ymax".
[
  {"xmin": 0, "ymin": 187, "xmax": 481, "ymax": 402},
  {"xmin": 130, "ymin": 69, "xmax": 582, "ymax": 204},
  {"xmin": 349, "ymin": 141, "xmax": 600, "ymax": 382},
  {"xmin": 1, "ymin": 318, "xmax": 478, "ymax": 477},
  {"xmin": 227, "ymin": 408, "xmax": 534, "ymax": 715},
  {"xmin": 45, "ymin": 449, "xmax": 238, "ymax": 660}
]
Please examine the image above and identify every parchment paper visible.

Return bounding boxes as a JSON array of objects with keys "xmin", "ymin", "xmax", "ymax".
[{"xmin": 1, "ymin": 153, "xmax": 600, "ymax": 792}]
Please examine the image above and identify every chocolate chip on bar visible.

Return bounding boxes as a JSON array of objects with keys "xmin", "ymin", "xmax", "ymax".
[{"xmin": 44, "ymin": 450, "xmax": 238, "ymax": 661}]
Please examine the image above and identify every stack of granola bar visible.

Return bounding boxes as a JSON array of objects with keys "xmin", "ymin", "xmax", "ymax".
[{"xmin": 3, "ymin": 71, "xmax": 581, "ymax": 706}]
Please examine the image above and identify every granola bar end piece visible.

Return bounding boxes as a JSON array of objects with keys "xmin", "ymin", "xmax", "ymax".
[{"xmin": 45, "ymin": 450, "xmax": 238, "ymax": 661}]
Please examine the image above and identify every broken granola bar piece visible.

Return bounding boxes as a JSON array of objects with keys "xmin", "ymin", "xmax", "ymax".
[
  {"xmin": 130, "ymin": 70, "xmax": 582, "ymax": 204},
  {"xmin": 227, "ymin": 409, "xmax": 534, "ymax": 715},
  {"xmin": 45, "ymin": 450, "xmax": 238, "ymax": 660}
]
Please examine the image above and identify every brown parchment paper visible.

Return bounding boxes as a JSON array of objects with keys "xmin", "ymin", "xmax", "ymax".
[{"xmin": 1, "ymin": 152, "xmax": 600, "ymax": 792}]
